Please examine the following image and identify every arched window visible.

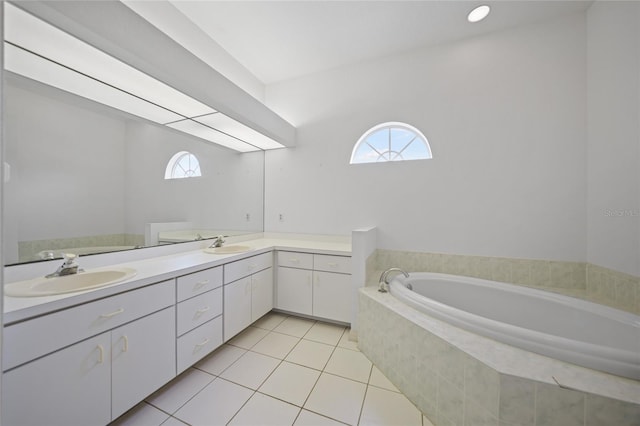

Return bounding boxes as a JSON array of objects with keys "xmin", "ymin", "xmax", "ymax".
[
  {"xmin": 164, "ymin": 151, "xmax": 201, "ymax": 179},
  {"xmin": 350, "ymin": 122, "xmax": 432, "ymax": 164}
]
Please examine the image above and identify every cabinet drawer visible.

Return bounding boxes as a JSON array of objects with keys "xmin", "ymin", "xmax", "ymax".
[
  {"xmin": 176, "ymin": 287, "xmax": 223, "ymax": 336},
  {"xmin": 3, "ymin": 280, "xmax": 175, "ymax": 371},
  {"xmin": 177, "ymin": 316, "xmax": 223, "ymax": 374},
  {"xmin": 277, "ymin": 251, "xmax": 313, "ymax": 269},
  {"xmin": 177, "ymin": 266, "xmax": 223, "ymax": 302},
  {"xmin": 313, "ymin": 254, "xmax": 352, "ymax": 274},
  {"xmin": 224, "ymin": 252, "xmax": 273, "ymax": 284}
]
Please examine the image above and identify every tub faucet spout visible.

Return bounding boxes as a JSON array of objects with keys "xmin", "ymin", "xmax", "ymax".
[{"xmin": 378, "ymin": 267, "xmax": 409, "ymax": 293}]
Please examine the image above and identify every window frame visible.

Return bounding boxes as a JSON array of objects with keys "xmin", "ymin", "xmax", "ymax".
[
  {"xmin": 164, "ymin": 151, "xmax": 202, "ymax": 180},
  {"xmin": 349, "ymin": 122, "xmax": 432, "ymax": 164}
]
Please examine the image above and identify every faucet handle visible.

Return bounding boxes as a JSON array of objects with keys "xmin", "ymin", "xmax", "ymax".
[{"xmin": 63, "ymin": 253, "xmax": 78, "ymax": 263}]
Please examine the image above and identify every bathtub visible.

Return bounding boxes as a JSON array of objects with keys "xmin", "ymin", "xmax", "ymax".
[{"xmin": 389, "ymin": 272, "xmax": 640, "ymax": 380}]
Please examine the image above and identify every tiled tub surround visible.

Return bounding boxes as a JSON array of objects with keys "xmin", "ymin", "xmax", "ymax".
[
  {"xmin": 358, "ymin": 288, "xmax": 640, "ymax": 426},
  {"xmin": 368, "ymin": 249, "xmax": 640, "ymax": 315}
]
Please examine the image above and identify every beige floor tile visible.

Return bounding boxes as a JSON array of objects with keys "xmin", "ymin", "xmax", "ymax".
[
  {"xmin": 228, "ymin": 392, "xmax": 300, "ymax": 426},
  {"xmin": 195, "ymin": 344, "xmax": 246, "ymax": 376},
  {"xmin": 259, "ymin": 361, "xmax": 321, "ymax": 407},
  {"xmin": 294, "ymin": 409, "xmax": 347, "ymax": 426},
  {"xmin": 219, "ymin": 350, "xmax": 280, "ymax": 389},
  {"xmin": 274, "ymin": 316, "xmax": 316, "ymax": 337},
  {"xmin": 251, "ymin": 331, "xmax": 300, "ymax": 359},
  {"xmin": 368, "ymin": 366, "xmax": 399, "ymax": 392},
  {"xmin": 227, "ymin": 326, "xmax": 269, "ymax": 349},
  {"xmin": 286, "ymin": 339, "xmax": 335, "ymax": 370},
  {"xmin": 146, "ymin": 368, "xmax": 215, "ymax": 414},
  {"xmin": 160, "ymin": 417, "xmax": 188, "ymax": 426},
  {"xmin": 304, "ymin": 322, "xmax": 346, "ymax": 346},
  {"xmin": 337, "ymin": 329, "xmax": 360, "ymax": 352},
  {"xmin": 359, "ymin": 385, "xmax": 422, "ymax": 426},
  {"xmin": 304, "ymin": 373, "xmax": 367, "ymax": 425},
  {"xmin": 112, "ymin": 402, "xmax": 169, "ymax": 426},
  {"xmin": 173, "ymin": 378, "xmax": 253, "ymax": 426},
  {"xmin": 252, "ymin": 312, "xmax": 289, "ymax": 330},
  {"xmin": 324, "ymin": 347, "xmax": 372, "ymax": 383}
]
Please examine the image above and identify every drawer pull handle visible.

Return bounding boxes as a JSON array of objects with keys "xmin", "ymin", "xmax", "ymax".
[
  {"xmin": 194, "ymin": 280, "xmax": 210, "ymax": 290},
  {"xmin": 97, "ymin": 345, "xmax": 104, "ymax": 364},
  {"xmin": 289, "ymin": 258, "xmax": 300, "ymax": 264},
  {"xmin": 100, "ymin": 308, "xmax": 124, "ymax": 319},
  {"xmin": 122, "ymin": 335, "xmax": 129, "ymax": 352},
  {"xmin": 194, "ymin": 338, "xmax": 210, "ymax": 352},
  {"xmin": 195, "ymin": 306, "xmax": 210, "ymax": 317},
  {"xmin": 327, "ymin": 262, "xmax": 339, "ymax": 267}
]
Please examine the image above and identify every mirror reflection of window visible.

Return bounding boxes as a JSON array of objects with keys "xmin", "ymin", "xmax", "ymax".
[{"xmin": 165, "ymin": 151, "xmax": 202, "ymax": 179}]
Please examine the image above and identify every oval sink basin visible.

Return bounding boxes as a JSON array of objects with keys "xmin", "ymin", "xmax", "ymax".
[
  {"xmin": 203, "ymin": 245, "xmax": 252, "ymax": 255},
  {"xmin": 5, "ymin": 268, "xmax": 137, "ymax": 297}
]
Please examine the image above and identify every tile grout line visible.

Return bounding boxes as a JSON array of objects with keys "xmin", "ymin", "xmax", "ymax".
[
  {"xmin": 225, "ymin": 316, "xmax": 320, "ymax": 425},
  {"xmin": 355, "ymin": 362, "xmax": 375, "ymax": 425}
]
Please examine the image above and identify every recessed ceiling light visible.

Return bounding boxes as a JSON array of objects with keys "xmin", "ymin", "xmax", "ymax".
[{"xmin": 468, "ymin": 5, "xmax": 491, "ymax": 23}]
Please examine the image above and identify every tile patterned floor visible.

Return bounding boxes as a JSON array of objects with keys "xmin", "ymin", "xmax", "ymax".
[{"xmin": 111, "ymin": 312, "xmax": 433, "ymax": 426}]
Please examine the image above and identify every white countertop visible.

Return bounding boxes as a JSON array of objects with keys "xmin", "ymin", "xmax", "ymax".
[{"xmin": 4, "ymin": 235, "xmax": 352, "ymax": 325}]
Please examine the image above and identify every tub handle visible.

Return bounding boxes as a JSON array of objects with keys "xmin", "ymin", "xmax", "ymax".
[{"xmin": 406, "ymin": 283, "xmax": 413, "ymax": 290}]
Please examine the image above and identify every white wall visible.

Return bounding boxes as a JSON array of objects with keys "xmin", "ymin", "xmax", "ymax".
[
  {"xmin": 3, "ymin": 78, "xmax": 127, "ymax": 263},
  {"xmin": 265, "ymin": 13, "xmax": 587, "ymax": 262},
  {"xmin": 586, "ymin": 1, "xmax": 640, "ymax": 277},
  {"xmin": 124, "ymin": 121, "xmax": 264, "ymax": 237}
]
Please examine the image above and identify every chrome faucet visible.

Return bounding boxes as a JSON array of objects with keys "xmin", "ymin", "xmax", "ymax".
[
  {"xmin": 378, "ymin": 267, "xmax": 409, "ymax": 293},
  {"xmin": 209, "ymin": 235, "xmax": 225, "ymax": 248},
  {"xmin": 46, "ymin": 253, "xmax": 83, "ymax": 278}
]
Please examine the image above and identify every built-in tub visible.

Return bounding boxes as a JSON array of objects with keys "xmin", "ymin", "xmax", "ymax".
[{"xmin": 389, "ymin": 272, "xmax": 640, "ymax": 380}]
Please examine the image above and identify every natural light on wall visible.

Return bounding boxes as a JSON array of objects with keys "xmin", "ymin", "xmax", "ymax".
[
  {"xmin": 3, "ymin": 3, "xmax": 285, "ymax": 152},
  {"xmin": 350, "ymin": 122, "xmax": 432, "ymax": 164}
]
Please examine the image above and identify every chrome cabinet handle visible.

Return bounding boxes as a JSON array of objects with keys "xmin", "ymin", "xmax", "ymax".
[
  {"xmin": 100, "ymin": 308, "xmax": 124, "ymax": 318},
  {"xmin": 122, "ymin": 335, "xmax": 129, "ymax": 352}
]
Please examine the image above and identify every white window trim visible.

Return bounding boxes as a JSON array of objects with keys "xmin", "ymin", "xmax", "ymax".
[
  {"xmin": 350, "ymin": 121, "xmax": 432, "ymax": 164},
  {"xmin": 164, "ymin": 151, "xmax": 202, "ymax": 179}
]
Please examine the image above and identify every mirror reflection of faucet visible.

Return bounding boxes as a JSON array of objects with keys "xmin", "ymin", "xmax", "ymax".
[
  {"xmin": 209, "ymin": 235, "xmax": 226, "ymax": 248},
  {"xmin": 46, "ymin": 253, "xmax": 84, "ymax": 278}
]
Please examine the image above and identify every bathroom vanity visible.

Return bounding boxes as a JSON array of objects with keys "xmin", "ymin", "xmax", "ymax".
[{"xmin": 1, "ymin": 235, "xmax": 352, "ymax": 425}]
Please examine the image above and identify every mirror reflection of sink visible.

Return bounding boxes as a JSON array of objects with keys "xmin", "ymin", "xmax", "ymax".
[
  {"xmin": 203, "ymin": 245, "xmax": 252, "ymax": 255},
  {"xmin": 4, "ymin": 268, "xmax": 137, "ymax": 297}
]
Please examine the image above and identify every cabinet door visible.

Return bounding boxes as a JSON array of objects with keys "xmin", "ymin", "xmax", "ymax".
[
  {"xmin": 251, "ymin": 267, "xmax": 273, "ymax": 321},
  {"xmin": 111, "ymin": 306, "xmax": 176, "ymax": 419},
  {"xmin": 276, "ymin": 267, "xmax": 312, "ymax": 315},
  {"xmin": 224, "ymin": 276, "xmax": 252, "ymax": 341},
  {"xmin": 313, "ymin": 271, "xmax": 351, "ymax": 323},
  {"xmin": 2, "ymin": 333, "xmax": 111, "ymax": 426}
]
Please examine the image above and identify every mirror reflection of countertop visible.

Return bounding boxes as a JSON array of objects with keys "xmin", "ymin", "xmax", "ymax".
[{"xmin": 3, "ymin": 235, "xmax": 352, "ymax": 325}]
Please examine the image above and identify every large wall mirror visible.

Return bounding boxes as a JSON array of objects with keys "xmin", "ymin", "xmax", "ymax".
[
  {"xmin": 2, "ymin": 1, "xmax": 272, "ymax": 266},
  {"xmin": 3, "ymin": 73, "xmax": 265, "ymax": 265}
]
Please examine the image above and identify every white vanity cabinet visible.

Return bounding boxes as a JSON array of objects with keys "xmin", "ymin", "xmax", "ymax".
[
  {"xmin": 3, "ymin": 333, "xmax": 112, "ymax": 426},
  {"xmin": 223, "ymin": 252, "xmax": 273, "ymax": 341},
  {"xmin": 176, "ymin": 266, "xmax": 224, "ymax": 374},
  {"xmin": 276, "ymin": 251, "xmax": 352, "ymax": 323},
  {"xmin": 2, "ymin": 281, "xmax": 176, "ymax": 425}
]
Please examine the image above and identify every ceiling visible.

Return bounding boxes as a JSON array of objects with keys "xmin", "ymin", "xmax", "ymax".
[{"xmin": 164, "ymin": 1, "xmax": 592, "ymax": 85}]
